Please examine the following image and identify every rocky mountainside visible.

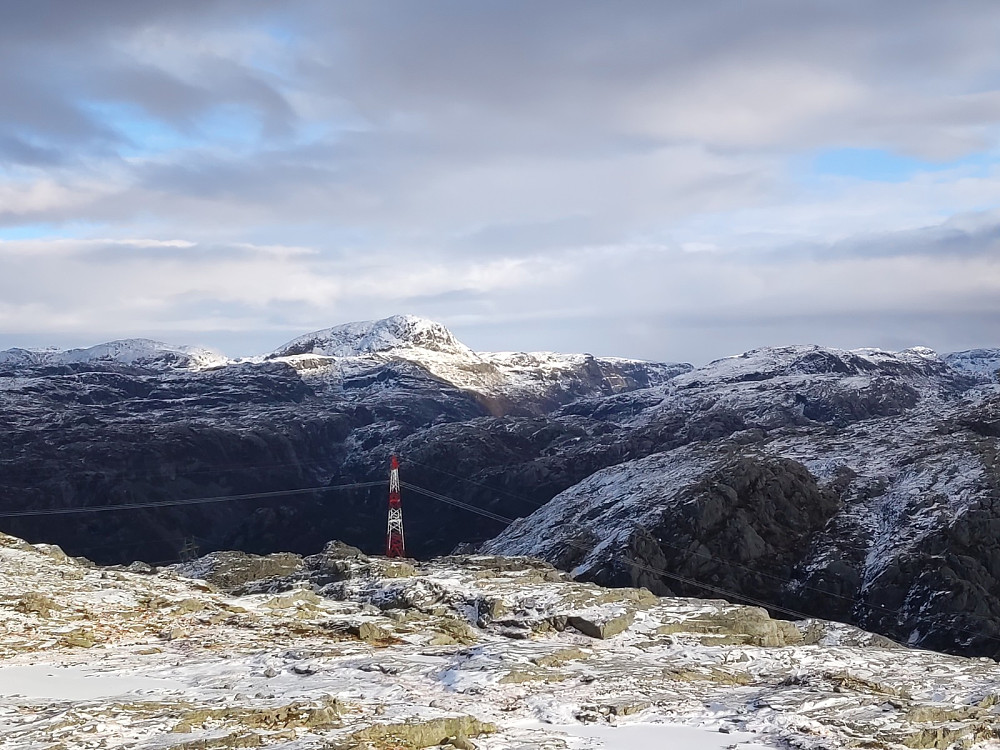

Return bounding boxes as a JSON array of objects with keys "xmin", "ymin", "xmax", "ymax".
[
  {"xmin": 2, "ymin": 318, "xmax": 1000, "ymax": 659},
  {"xmin": 7, "ymin": 529, "xmax": 1000, "ymax": 750},
  {"xmin": 0, "ymin": 316, "xmax": 684, "ymax": 566},
  {"xmin": 484, "ymin": 344, "xmax": 1000, "ymax": 657},
  {"xmin": 944, "ymin": 348, "xmax": 1000, "ymax": 383}
]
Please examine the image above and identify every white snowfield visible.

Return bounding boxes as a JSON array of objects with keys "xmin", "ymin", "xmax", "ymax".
[
  {"xmin": 4, "ymin": 531, "xmax": 1000, "ymax": 750},
  {"xmin": 944, "ymin": 349, "xmax": 1000, "ymax": 383}
]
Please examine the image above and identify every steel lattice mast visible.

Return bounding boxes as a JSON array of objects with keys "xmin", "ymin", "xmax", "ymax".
[{"xmin": 386, "ymin": 455, "xmax": 405, "ymax": 557}]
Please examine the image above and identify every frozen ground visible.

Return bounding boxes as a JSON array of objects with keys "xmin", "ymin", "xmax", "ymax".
[
  {"xmin": 5, "ymin": 532, "xmax": 1000, "ymax": 749},
  {"xmin": 526, "ymin": 723, "xmax": 773, "ymax": 750}
]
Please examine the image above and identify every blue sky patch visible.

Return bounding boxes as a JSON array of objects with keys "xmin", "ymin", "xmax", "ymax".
[
  {"xmin": 0, "ymin": 222, "xmax": 102, "ymax": 241},
  {"xmin": 809, "ymin": 147, "xmax": 995, "ymax": 182}
]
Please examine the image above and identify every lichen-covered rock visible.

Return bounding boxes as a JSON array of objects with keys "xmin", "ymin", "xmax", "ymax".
[
  {"xmin": 353, "ymin": 621, "xmax": 392, "ymax": 643},
  {"xmin": 15, "ymin": 592, "xmax": 62, "ymax": 618},
  {"xmin": 337, "ymin": 715, "xmax": 496, "ymax": 749},
  {"xmin": 657, "ymin": 605, "xmax": 801, "ymax": 647},
  {"xmin": 567, "ymin": 609, "xmax": 635, "ymax": 639},
  {"xmin": 263, "ymin": 589, "xmax": 322, "ymax": 610},
  {"xmin": 61, "ymin": 628, "xmax": 96, "ymax": 648},
  {"xmin": 177, "ymin": 551, "xmax": 304, "ymax": 593},
  {"xmin": 531, "ymin": 647, "xmax": 591, "ymax": 668}
]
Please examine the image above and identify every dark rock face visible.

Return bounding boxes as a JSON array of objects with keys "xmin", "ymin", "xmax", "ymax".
[
  {"xmin": 586, "ymin": 457, "xmax": 841, "ymax": 602},
  {"xmin": 0, "ymin": 360, "xmax": 490, "ymax": 564}
]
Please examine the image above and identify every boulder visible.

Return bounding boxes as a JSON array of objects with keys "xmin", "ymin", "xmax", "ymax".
[{"xmin": 567, "ymin": 609, "xmax": 635, "ymax": 639}]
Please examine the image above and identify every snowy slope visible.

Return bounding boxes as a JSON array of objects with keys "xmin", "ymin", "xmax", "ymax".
[
  {"xmin": 266, "ymin": 315, "xmax": 689, "ymax": 407},
  {"xmin": 272, "ymin": 314, "xmax": 477, "ymax": 359},
  {"xmin": 3, "ymin": 317, "xmax": 1000, "ymax": 662},
  {"xmin": 0, "ymin": 316, "xmax": 686, "ymax": 410},
  {"xmin": 672, "ymin": 344, "xmax": 954, "ymax": 388},
  {"xmin": 945, "ymin": 348, "xmax": 1000, "ymax": 383}
]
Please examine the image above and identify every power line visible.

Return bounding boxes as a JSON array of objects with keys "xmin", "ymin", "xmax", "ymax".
[
  {"xmin": 0, "ymin": 453, "xmax": 349, "ymax": 484},
  {"xmin": 403, "ymin": 457, "xmax": 545, "ymax": 508},
  {"xmin": 399, "ymin": 480, "xmax": 858, "ymax": 628},
  {"xmin": 403, "ymin": 457, "xmax": 937, "ymax": 558},
  {"xmin": 403, "ymin": 460, "xmax": 902, "ymax": 611},
  {"xmin": 0, "ymin": 481, "xmax": 385, "ymax": 519},
  {"xmin": 402, "ymin": 482, "xmax": 515, "ymax": 525},
  {"xmin": 400, "ymin": 482, "xmax": 818, "ymax": 621}
]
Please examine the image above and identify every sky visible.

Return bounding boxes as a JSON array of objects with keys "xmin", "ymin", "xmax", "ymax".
[{"xmin": 1, "ymin": 1, "xmax": 999, "ymax": 364}]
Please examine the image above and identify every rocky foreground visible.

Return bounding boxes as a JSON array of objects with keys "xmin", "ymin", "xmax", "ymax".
[{"xmin": 4, "ymin": 532, "xmax": 1000, "ymax": 749}]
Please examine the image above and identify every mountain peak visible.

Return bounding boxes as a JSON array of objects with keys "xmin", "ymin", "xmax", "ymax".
[{"xmin": 270, "ymin": 315, "xmax": 474, "ymax": 359}]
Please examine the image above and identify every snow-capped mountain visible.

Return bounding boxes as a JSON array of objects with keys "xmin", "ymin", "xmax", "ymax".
[
  {"xmin": 0, "ymin": 338, "xmax": 229, "ymax": 371},
  {"xmin": 483, "ymin": 343, "xmax": 1000, "ymax": 656},
  {"xmin": 271, "ymin": 314, "xmax": 476, "ymax": 359},
  {"xmin": 0, "ymin": 316, "xmax": 684, "ymax": 413},
  {"xmin": 266, "ymin": 314, "xmax": 689, "ymax": 411}
]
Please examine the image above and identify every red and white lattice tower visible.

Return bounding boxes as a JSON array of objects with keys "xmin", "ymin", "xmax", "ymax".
[{"xmin": 386, "ymin": 455, "xmax": 405, "ymax": 558}]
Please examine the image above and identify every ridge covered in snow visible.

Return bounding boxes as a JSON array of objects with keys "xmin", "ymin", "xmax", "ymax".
[
  {"xmin": 483, "ymin": 341, "xmax": 1000, "ymax": 656},
  {"xmin": 0, "ymin": 316, "xmax": 687, "ymax": 402},
  {"xmin": 0, "ymin": 338, "xmax": 229, "ymax": 371},
  {"xmin": 944, "ymin": 348, "xmax": 1000, "ymax": 383},
  {"xmin": 271, "ymin": 314, "xmax": 476, "ymax": 359},
  {"xmin": 2, "ymin": 315, "xmax": 1000, "ymax": 658},
  {"xmin": 260, "ymin": 315, "xmax": 691, "ymax": 405},
  {"xmin": 2, "ymin": 315, "xmax": 993, "ymax": 390}
]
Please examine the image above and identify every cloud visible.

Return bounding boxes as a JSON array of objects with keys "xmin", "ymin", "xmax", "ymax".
[
  {"xmin": 2, "ymin": 1, "xmax": 1000, "ymax": 361},
  {"xmin": 2, "ymin": 214, "xmax": 1000, "ymax": 365}
]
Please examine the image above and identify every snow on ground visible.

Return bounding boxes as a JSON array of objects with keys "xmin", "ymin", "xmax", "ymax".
[
  {"xmin": 527, "ymin": 722, "xmax": 772, "ymax": 750},
  {"xmin": 259, "ymin": 314, "xmax": 689, "ymax": 402},
  {"xmin": 0, "ymin": 664, "xmax": 185, "ymax": 700},
  {"xmin": 484, "ymin": 444, "xmax": 716, "ymax": 574},
  {"xmin": 484, "ymin": 341, "xmax": 999, "ymax": 655},
  {"xmin": 5, "ymin": 531, "xmax": 1000, "ymax": 749}
]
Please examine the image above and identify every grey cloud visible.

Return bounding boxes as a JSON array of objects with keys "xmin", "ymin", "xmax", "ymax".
[
  {"xmin": 829, "ymin": 222, "xmax": 1000, "ymax": 260},
  {"xmin": 291, "ymin": 2, "xmax": 1000, "ymax": 155},
  {"xmin": 76, "ymin": 241, "xmax": 282, "ymax": 265},
  {"xmin": 3, "ymin": 1, "xmax": 998, "ymax": 220},
  {"xmin": 0, "ymin": 0, "xmax": 288, "ymax": 167},
  {"xmin": 749, "ymin": 213, "xmax": 1000, "ymax": 263},
  {"xmin": 0, "ymin": 134, "xmax": 66, "ymax": 167},
  {"xmin": 454, "ymin": 217, "xmax": 621, "ymax": 256},
  {"xmin": 3, "ymin": 2, "xmax": 1000, "ymax": 363}
]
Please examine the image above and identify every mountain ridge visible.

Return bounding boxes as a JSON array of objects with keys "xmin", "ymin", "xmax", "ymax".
[
  {"xmin": 2, "ymin": 316, "xmax": 1000, "ymax": 658},
  {"xmin": 3, "ymin": 315, "xmax": 996, "ymax": 386}
]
